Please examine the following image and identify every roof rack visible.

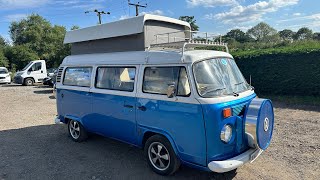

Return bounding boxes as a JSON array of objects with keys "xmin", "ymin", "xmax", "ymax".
[{"xmin": 148, "ymin": 30, "xmax": 229, "ymax": 55}]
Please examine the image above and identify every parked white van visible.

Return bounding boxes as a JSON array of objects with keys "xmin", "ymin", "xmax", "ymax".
[
  {"xmin": 55, "ymin": 15, "xmax": 274, "ymax": 175},
  {"xmin": 14, "ymin": 60, "xmax": 47, "ymax": 86},
  {"xmin": 0, "ymin": 67, "xmax": 11, "ymax": 84}
]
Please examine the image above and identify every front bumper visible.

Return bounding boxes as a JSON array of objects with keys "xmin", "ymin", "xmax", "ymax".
[
  {"xmin": 14, "ymin": 76, "xmax": 23, "ymax": 84},
  {"xmin": 208, "ymin": 148, "xmax": 263, "ymax": 173},
  {"xmin": 0, "ymin": 77, "xmax": 11, "ymax": 83},
  {"xmin": 55, "ymin": 117, "xmax": 63, "ymax": 124}
]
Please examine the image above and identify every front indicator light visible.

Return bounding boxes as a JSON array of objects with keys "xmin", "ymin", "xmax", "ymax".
[
  {"xmin": 221, "ymin": 125, "xmax": 233, "ymax": 143},
  {"xmin": 223, "ymin": 108, "xmax": 232, "ymax": 118}
]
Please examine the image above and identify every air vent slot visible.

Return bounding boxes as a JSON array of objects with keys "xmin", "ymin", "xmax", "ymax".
[{"xmin": 56, "ymin": 67, "xmax": 64, "ymax": 83}]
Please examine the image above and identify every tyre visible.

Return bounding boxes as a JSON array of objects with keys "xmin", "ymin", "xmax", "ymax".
[
  {"xmin": 24, "ymin": 78, "xmax": 34, "ymax": 86},
  {"xmin": 144, "ymin": 135, "xmax": 180, "ymax": 176},
  {"xmin": 68, "ymin": 119, "xmax": 88, "ymax": 142}
]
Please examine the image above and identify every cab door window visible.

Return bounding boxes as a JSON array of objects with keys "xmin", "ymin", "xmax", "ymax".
[
  {"xmin": 29, "ymin": 62, "xmax": 42, "ymax": 71},
  {"xmin": 143, "ymin": 66, "xmax": 191, "ymax": 96}
]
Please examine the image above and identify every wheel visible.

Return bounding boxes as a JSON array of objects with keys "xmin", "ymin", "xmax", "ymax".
[
  {"xmin": 144, "ymin": 135, "xmax": 180, "ymax": 176},
  {"xmin": 24, "ymin": 78, "xmax": 34, "ymax": 86},
  {"xmin": 68, "ymin": 119, "xmax": 88, "ymax": 142}
]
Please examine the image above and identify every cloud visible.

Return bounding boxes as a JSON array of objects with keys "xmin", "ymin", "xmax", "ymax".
[
  {"xmin": 141, "ymin": 10, "xmax": 164, "ymax": 16},
  {"xmin": 119, "ymin": 15, "xmax": 130, "ymax": 20},
  {"xmin": 206, "ymin": 0, "xmax": 299, "ymax": 24},
  {"xmin": 278, "ymin": 13, "xmax": 320, "ymax": 22},
  {"xmin": 186, "ymin": 0, "xmax": 238, "ymax": 7},
  {"xmin": 0, "ymin": 0, "xmax": 49, "ymax": 10},
  {"xmin": 293, "ymin": 13, "xmax": 301, "ymax": 16},
  {"xmin": 4, "ymin": 14, "xmax": 28, "ymax": 22}
]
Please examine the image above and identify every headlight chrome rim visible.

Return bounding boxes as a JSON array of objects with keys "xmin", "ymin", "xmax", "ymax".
[{"xmin": 221, "ymin": 124, "xmax": 233, "ymax": 143}]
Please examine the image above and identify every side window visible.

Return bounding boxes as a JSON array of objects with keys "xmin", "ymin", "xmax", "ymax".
[
  {"xmin": 96, "ymin": 67, "xmax": 136, "ymax": 92},
  {"xmin": 63, "ymin": 67, "xmax": 92, "ymax": 87},
  {"xmin": 143, "ymin": 66, "xmax": 191, "ymax": 96},
  {"xmin": 30, "ymin": 62, "xmax": 42, "ymax": 71}
]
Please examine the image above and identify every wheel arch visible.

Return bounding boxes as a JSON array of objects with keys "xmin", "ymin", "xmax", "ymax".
[{"xmin": 140, "ymin": 127, "xmax": 180, "ymax": 159}]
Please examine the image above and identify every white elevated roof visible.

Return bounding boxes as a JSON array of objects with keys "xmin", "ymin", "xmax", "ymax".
[
  {"xmin": 64, "ymin": 14, "xmax": 191, "ymax": 44},
  {"xmin": 61, "ymin": 50, "xmax": 233, "ymax": 66}
]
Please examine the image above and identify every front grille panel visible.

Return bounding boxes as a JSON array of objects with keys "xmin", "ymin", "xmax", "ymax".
[{"xmin": 232, "ymin": 103, "xmax": 247, "ymax": 116}]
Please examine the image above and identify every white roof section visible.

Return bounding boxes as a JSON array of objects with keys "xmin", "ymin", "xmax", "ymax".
[
  {"xmin": 64, "ymin": 14, "xmax": 191, "ymax": 44},
  {"xmin": 61, "ymin": 50, "xmax": 233, "ymax": 66}
]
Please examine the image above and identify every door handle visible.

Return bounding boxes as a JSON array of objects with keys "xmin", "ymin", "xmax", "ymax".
[
  {"xmin": 61, "ymin": 93, "xmax": 64, "ymax": 98},
  {"xmin": 41, "ymin": 70, "xmax": 43, "ymax": 73},
  {"xmin": 124, "ymin": 105, "xmax": 134, "ymax": 108},
  {"xmin": 138, "ymin": 106, "xmax": 147, "ymax": 111}
]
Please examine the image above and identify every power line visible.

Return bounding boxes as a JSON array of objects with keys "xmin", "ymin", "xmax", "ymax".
[
  {"xmin": 128, "ymin": 0, "xmax": 147, "ymax": 16},
  {"xmin": 85, "ymin": 9, "xmax": 111, "ymax": 24}
]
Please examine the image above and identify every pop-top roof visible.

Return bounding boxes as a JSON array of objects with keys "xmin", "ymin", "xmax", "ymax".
[{"xmin": 64, "ymin": 14, "xmax": 191, "ymax": 44}]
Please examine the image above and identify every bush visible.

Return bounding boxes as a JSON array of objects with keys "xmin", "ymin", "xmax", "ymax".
[{"xmin": 233, "ymin": 45, "xmax": 320, "ymax": 96}]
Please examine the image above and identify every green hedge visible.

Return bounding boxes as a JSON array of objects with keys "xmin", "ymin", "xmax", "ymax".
[{"xmin": 233, "ymin": 50, "xmax": 320, "ymax": 96}]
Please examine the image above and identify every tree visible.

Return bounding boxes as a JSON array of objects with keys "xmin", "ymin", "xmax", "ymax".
[
  {"xmin": 225, "ymin": 29, "xmax": 251, "ymax": 43},
  {"xmin": 0, "ymin": 36, "xmax": 6, "ymax": 47},
  {"xmin": 313, "ymin": 33, "xmax": 320, "ymax": 41},
  {"xmin": 179, "ymin": 16, "xmax": 199, "ymax": 31},
  {"xmin": 9, "ymin": 14, "xmax": 70, "ymax": 68},
  {"xmin": 295, "ymin": 27, "xmax": 313, "ymax": 40},
  {"xmin": 247, "ymin": 22, "xmax": 277, "ymax": 41},
  {"xmin": 279, "ymin": 29, "xmax": 295, "ymax": 41},
  {"xmin": 4, "ymin": 45, "xmax": 39, "ymax": 70}
]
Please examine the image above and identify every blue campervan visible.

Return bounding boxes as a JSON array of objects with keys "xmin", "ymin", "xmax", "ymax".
[{"xmin": 55, "ymin": 14, "xmax": 274, "ymax": 175}]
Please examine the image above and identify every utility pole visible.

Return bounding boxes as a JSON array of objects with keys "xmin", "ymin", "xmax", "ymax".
[
  {"xmin": 85, "ymin": 9, "xmax": 110, "ymax": 24},
  {"xmin": 128, "ymin": 1, "xmax": 147, "ymax": 16}
]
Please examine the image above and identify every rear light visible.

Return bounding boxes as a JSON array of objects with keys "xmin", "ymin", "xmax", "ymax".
[{"xmin": 223, "ymin": 108, "xmax": 232, "ymax": 118}]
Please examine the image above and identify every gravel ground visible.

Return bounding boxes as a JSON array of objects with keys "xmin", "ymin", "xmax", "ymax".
[{"xmin": 0, "ymin": 84, "xmax": 319, "ymax": 180}]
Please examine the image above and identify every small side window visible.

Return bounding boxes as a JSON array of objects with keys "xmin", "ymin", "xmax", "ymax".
[
  {"xmin": 95, "ymin": 67, "xmax": 136, "ymax": 92},
  {"xmin": 63, "ymin": 67, "xmax": 92, "ymax": 87},
  {"xmin": 143, "ymin": 66, "xmax": 191, "ymax": 96}
]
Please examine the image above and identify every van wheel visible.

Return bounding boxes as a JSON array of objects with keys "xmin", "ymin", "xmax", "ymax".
[
  {"xmin": 24, "ymin": 78, "xmax": 34, "ymax": 86},
  {"xmin": 145, "ymin": 135, "xmax": 180, "ymax": 176},
  {"xmin": 68, "ymin": 120, "xmax": 88, "ymax": 142}
]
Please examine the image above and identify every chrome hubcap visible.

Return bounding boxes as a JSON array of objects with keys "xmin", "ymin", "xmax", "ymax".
[
  {"xmin": 148, "ymin": 142, "xmax": 170, "ymax": 171},
  {"xmin": 69, "ymin": 121, "xmax": 80, "ymax": 139}
]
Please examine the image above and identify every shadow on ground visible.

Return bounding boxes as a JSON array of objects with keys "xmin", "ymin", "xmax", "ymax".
[
  {"xmin": 33, "ymin": 90, "xmax": 53, "ymax": 94},
  {"xmin": 0, "ymin": 125, "xmax": 236, "ymax": 180}
]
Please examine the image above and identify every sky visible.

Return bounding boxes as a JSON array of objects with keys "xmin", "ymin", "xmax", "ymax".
[{"xmin": 0, "ymin": 0, "xmax": 319, "ymax": 41}]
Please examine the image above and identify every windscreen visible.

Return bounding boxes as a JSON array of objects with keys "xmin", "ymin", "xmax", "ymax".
[
  {"xmin": 22, "ymin": 62, "xmax": 33, "ymax": 71},
  {"xmin": 193, "ymin": 58, "xmax": 250, "ymax": 98},
  {"xmin": 0, "ymin": 69, "xmax": 8, "ymax": 74}
]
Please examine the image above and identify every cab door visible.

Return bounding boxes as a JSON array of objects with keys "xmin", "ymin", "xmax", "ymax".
[
  {"xmin": 88, "ymin": 66, "xmax": 138, "ymax": 145},
  {"xmin": 136, "ymin": 65, "xmax": 207, "ymax": 166},
  {"xmin": 27, "ymin": 62, "xmax": 46, "ymax": 82}
]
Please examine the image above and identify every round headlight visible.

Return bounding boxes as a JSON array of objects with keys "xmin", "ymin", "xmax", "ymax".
[{"xmin": 221, "ymin": 125, "xmax": 233, "ymax": 143}]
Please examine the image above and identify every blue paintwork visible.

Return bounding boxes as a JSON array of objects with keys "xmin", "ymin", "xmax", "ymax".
[
  {"xmin": 136, "ymin": 98, "xmax": 207, "ymax": 166},
  {"xmin": 58, "ymin": 89, "xmax": 92, "ymax": 124},
  {"xmin": 57, "ymin": 87, "xmax": 259, "ymax": 169},
  {"xmin": 84, "ymin": 93, "xmax": 137, "ymax": 145},
  {"xmin": 256, "ymin": 100, "xmax": 274, "ymax": 150}
]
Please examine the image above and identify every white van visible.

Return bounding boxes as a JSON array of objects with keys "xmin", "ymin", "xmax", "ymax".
[
  {"xmin": 14, "ymin": 60, "xmax": 47, "ymax": 86},
  {"xmin": 0, "ymin": 67, "xmax": 11, "ymax": 84}
]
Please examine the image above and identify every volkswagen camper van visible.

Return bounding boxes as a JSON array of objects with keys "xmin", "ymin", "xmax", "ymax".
[{"xmin": 55, "ymin": 15, "xmax": 274, "ymax": 175}]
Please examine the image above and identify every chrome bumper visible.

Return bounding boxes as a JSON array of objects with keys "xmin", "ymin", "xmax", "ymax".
[
  {"xmin": 208, "ymin": 148, "xmax": 263, "ymax": 173},
  {"xmin": 55, "ymin": 117, "xmax": 62, "ymax": 124}
]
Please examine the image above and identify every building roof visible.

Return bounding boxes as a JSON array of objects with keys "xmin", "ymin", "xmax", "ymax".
[
  {"xmin": 61, "ymin": 50, "xmax": 233, "ymax": 66},
  {"xmin": 64, "ymin": 14, "xmax": 191, "ymax": 44}
]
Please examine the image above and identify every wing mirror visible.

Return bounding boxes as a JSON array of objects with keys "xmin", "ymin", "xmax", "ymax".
[{"xmin": 167, "ymin": 84, "xmax": 176, "ymax": 98}]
